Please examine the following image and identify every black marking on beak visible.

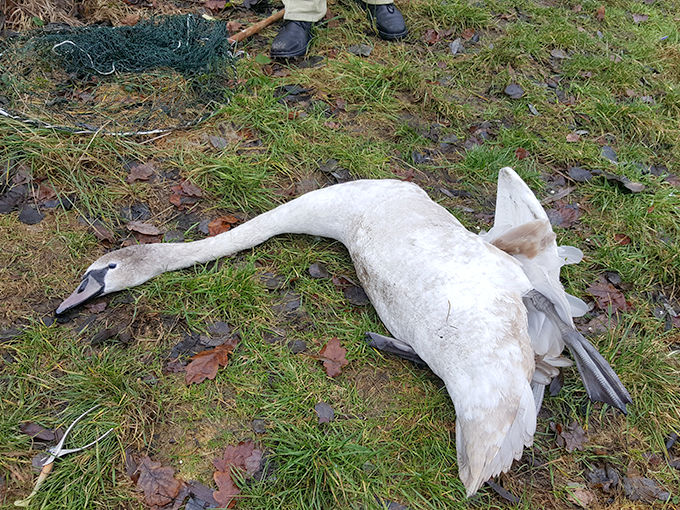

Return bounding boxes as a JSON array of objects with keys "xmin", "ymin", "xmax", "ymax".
[{"xmin": 56, "ymin": 267, "xmax": 109, "ymax": 315}]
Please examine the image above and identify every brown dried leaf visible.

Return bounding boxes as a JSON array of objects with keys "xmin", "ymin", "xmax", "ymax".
[
  {"xmin": 568, "ymin": 487, "xmax": 596, "ymax": 507},
  {"xmin": 566, "ymin": 133, "xmax": 581, "ymax": 142},
  {"xmin": 226, "ymin": 20, "xmax": 243, "ymax": 33},
  {"xmin": 34, "ymin": 183, "xmax": 57, "ymax": 202},
  {"xmin": 614, "ymin": 233, "xmax": 631, "ymax": 245},
  {"xmin": 213, "ymin": 470, "xmax": 239, "ymax": 508},
  {"xmin": 126, "ymin": 162, "xmax": 155, "ymax": 183},
  {"xmin": 120, "ymin": 14, "xmax": 140, "ymax": 25},
  {"xmin": 515, "ymin": 147, "xmax": 529, "ymax": 160},
  {"xmin": 212, "ymin": 440, "xmax": 263, "ymax": 508},
  {"xmin": 208, "ymin": 215, "xmax": 239, "ymax": 236},
  {"xmin": 588, "ymin": 277, "xmax": 630, "ymax": 313},
  {"xmin": 632, "ymin": 13, "xmax": 649, "ymax": 23},
  {"xmin": 179, "ymin": 181, "xmax": 203, "ymax": 198},
  {"xmin": 623, "ymin": 471, "xmax": 671, "ymax": 503},
  {"xmin": 136, "ymin": 456, "xmax": 183, "ymax": 510},
  {"xmin": 324, "ymin": 120, "xmax": 340, "ymax": 129},
  {"xmin": 314, "ymin": 402, "xmax": 335, "ymax": 423},
  {"xmin": 422, "ymin": 28, "xmax": 440, "ymax": 45},
  {"xmin": 19, "ymin": 422, "xmax": 55, "ymax": 441},
  {"xmin": 461, "ymin": 27, "xmax": 475, "ymax": 40},
  {"xmin": 596, "ymin": 5, "xmax": 605, "ymax": 20},
  {"xmin": 91, "ymin": 224, "xmax": 115, "ymax": 243},
  {"xmin": 126, "ymin": 221, "xmax": 161, "ymax": 236},
  {"xmin": 317, "ymin": 337, "xmax": 349, "ymax": 377},
  {"xmin": 184, "ymin": 338, "xmax": 239, "ymax": 385},
  {"xmin": 554, "ymin": 421, "xmax": 588, "ymax": 452},
  {"xmin": 205, "ymin": 0, "xmax": 226, "ymax": 11}
]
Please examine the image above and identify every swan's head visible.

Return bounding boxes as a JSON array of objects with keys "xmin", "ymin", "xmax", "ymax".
[{"xmin": 56, "ymin": 244, "xmax": 162, "ymax": 315}]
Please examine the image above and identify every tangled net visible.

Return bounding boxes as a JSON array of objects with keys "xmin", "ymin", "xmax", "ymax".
[{"xmin": 0, "ymin": 15, "xmax": 241, "ymax": 135}]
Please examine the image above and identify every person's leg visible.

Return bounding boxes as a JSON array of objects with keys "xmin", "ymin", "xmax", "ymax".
[
  {"xmin": 361, "ymin": 0, "xmax": 407, "ymax": 40},
  {"xmin": 271, "ymin": 0, "xmax": 327, "ymax": 58}
]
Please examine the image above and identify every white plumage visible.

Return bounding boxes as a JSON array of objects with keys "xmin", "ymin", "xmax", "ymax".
[{"xmin": 57, "ymin": 167, "xmax": 630, "ymax": 496}]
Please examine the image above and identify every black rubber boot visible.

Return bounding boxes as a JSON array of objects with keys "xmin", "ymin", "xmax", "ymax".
[
  {"xmin": 270, "ymin": 20, "xmax": 313, "ymax": 58},
  {"xmin": 365, "ymin": 3, "xmax": 407, "ymax": 40}
]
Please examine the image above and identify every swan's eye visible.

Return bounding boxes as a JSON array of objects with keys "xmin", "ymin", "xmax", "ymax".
[{"xmin": 108, "ymin": 263, "xmax": 117, "ymax": 269}]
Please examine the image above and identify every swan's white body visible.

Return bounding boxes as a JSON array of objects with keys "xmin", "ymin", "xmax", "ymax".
[{"xmin": 58, "ymin": 167, "xmax": 628, "ymax": 497}]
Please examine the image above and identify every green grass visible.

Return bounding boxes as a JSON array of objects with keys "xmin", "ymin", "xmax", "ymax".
[{"xmin": 2, "ymin": 0, "xmax": 680, "ymax": 507}]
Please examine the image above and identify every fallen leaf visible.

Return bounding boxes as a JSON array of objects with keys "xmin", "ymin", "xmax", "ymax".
[
  {"xmin": 601, "ymin": 144, "xmax": 618, "ymax": 162},
  {"xmin": 92, "ymin": 226, "xmax": 116, "ymax": 245},
  {"xmin": 348, "ymin": 44, "xmax": 372, "ymax": 57},
  {"xmin": 343, "ymin": 285, "xmax": 371, "ymax": 305},
  {"xmin": 126, "ymin": 162, "xmax": 155, "ymax": 183},
  {"xmin": 586, "ymin": 465, "xmax": 620, "ymax": 492},
  {"xmin": 208, "ymin": 215, "xmax": 239, "ymax": 236},
  {"xmin": 568, "ymin": 487, "xmax": 596, "ymax": 507},
  {"xmin": 569, "ymin": 167, "xmax": 593, "ymax": 182},
  {"xmin": 170, "ymin": 180, "xmax": 203, "ymax": 210},
  {"xmin": 184, "ymin": 338, "xmax": 239, "ymax": 385},
  {"xmin": 623, "ymin": 471, "xmax": 671, "ymax": 502},
  {"xmin": 572, "ymin": 4, "xmax": 582, "ymax": 12},
  {"xmin": 461, "ymin": 27, "xmax": 475, "ymax": 40},
  {"xmin": 553, "ymin": 421, "xmax": 588, "ymax": 452},
  {"xmin": 317, "ymin": 337, "xmax": 349, "ymax": 377},
  {"xmin": 504, "ymin": 83, "xmax": 524, "ymax": 99},
  {"xmin": 34, "ymin": 183, "xmax": 57, "ymax": 202},
  {"xmin": 135, "ymin": 456, "xmax": 183, "ymax": 510},
  {"xmin": 126, "ymin": 221, "xmax": 161, "ymax": 236},
  {"xmin": 449, "ymin": 38, "xmax": 463, "ymax": 55},
  {"xmin": 515, "ymin": 147, "xmax": 529, "ymax": 160},
  {"xmin": 18, "ymin": 205, "xmax": 44, "ymax": 225},
  {"xmin": 179, "ymin": 181, "xmax": 203, "ymax": 197},
  {"xmin": 595, "ymin": 5, "xmax": 605, "ymax": 20},
  {"xmin": 566, "ymin": 133, "xmax": 581, "ymax": 142},
  {"xmin": 309, "ymin": 262, "xmax": 330, "ymax": 279},
  {"xmin": 614, "ymin": 233, "xmax": 631, "ymax": 245},
  {"xmin": 314, "ymin": 402, "xmax": 335, "ymax": 423},
  {"xmin": 551, "ymin": 48, "xmax": 568, "ymax": 59},
  {"xmin": 591, "ymin": 169, "xmax": 644, "ymax": 193},
  {"xmin": 19, "ymin": 422, "xmax": 55, "ymax": 441},
  {"xmin": 588, "ymin": 276, "xmax": 630, "ymax": 313},
  {"xmin": 120, "ymin": 14, "xmax": 140, "ymax": 25},
  {"xmin": 226, "ymin": 20, "xmax": 243, "ymax": 33},
  {"xmin": 422, "ymin": 29, "xmax": 440, "ymax": 45},
  {"xmin": 213, "ymin": 440, "xmax": 263, "ymax": 508},
  {"xmin": 632, "ymin": 13, "xmax": 649, "ymax": 23},
  {"xmin": 610, "ymin": 54, "xmax": 622, "ymax": 63},
  {"xmin": 205, "ymin": 0, "xmax": 226, "ymax": 11}
]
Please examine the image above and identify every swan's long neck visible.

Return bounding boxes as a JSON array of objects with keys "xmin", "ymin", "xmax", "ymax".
[{"xmin": 145, "ymin": 182, "xmax": 388, "ymax": 274}]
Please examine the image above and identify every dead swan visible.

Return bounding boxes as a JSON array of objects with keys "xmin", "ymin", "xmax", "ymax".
[{"xmin": 57, "ymin": 167, "xmax": 631, "ymax": 496}]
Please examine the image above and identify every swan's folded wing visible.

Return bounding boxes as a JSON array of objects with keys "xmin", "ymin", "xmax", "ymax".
[{"xmin": 481, "ymin": 167, "xmax": 586, "ymax": 355}]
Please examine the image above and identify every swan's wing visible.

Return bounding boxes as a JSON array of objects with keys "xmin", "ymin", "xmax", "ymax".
[{"xmin": 481, "ymin": 167, "xmax": 587, "ymax": 357}]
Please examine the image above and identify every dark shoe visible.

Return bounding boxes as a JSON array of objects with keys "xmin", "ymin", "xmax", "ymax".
[
  {"xmin": 365, "ymin": 3, "xmax": 407, "ymax": 40},
  {"xmin": 271, "ymin": 20, "xmax": 313, "ymax": 58}
]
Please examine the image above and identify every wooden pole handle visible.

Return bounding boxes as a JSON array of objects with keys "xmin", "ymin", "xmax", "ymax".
[
  {"xmin": 14, "ymin": 462, "xmax": 54, "ymax": 507},
  {"xmin": 228, "ymin": 9, "xmax": 285, "ymax": 44}
]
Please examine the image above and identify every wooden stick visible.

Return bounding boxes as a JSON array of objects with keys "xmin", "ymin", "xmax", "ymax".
[
  {"xmin": 228, "ymin": 9, "xmax": 285, "ymax": 44},
  {"xmin": 14, "ymin": 462, "xmax": 54, "ymax": 507}
]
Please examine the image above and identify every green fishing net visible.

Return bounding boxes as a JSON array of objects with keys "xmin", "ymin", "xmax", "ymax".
[{"xmin": 0, "ymin": 15, "xmax": 241, "ymax": 134}]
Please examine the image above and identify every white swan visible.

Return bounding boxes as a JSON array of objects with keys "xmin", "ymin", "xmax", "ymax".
[{"xmin": 57, "ymin": 167, "xmax": 631, "ymax": 496}]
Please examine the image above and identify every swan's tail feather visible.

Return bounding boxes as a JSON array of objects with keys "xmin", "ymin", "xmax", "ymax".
[{"xmin": 526, "ymin": 290, "xmax": 632, "ymax": 413}]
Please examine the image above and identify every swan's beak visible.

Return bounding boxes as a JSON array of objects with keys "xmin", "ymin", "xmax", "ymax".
[{"xmin": 56, "ymin": 271, "xmax": 106, "ymax": 315}]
